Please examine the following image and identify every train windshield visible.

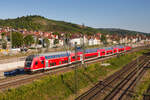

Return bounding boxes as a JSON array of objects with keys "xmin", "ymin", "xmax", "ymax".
[{"xmin": 25, "ymin": 55, "xmax": 35, "ymax": 67}]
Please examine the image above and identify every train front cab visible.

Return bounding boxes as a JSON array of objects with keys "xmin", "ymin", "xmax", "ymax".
[
  {"xmin": 24, "ymin": 55, "xmax": 36, "ymax": 73},
  {"xmin": 32, "ymin": 57, "xmax": 45, "ymax": 72},
  {"xmin": 24, "ymin": 55, "xmax": 45, "ymax": 73}
]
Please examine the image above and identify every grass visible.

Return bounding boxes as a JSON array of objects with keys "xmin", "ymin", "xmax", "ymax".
[
  {"xmin": 132, "ymin": 69, "xmax": 150, "ymax": 100},
  {"xmin": 0, "ymin": 49, "xmax": 149, "ymax": 100}
]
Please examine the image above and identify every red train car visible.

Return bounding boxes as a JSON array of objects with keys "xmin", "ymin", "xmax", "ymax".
[
  {"xmin": 125, "ymin": 46, "xmax": 131, "ymax": 51},
  {"xmin": 84, "ymin": 48, "xmax": 99, "ymax": 60},
  {"xmin": 98, "ymin": 49, "xmax": 106, "ymax": 57},
  {"xmin": 113, "ymin": 47, "xmax": 118, "ymax": 54},
  {"xmin": 24, "ymin": 45, "xmax": 131, "ymax": 73},
  {"xmin": 24, "ymin": 51, "xmax": 72, "ymax": 72},
  {"xmin": 105, "ymin": 47, "xmax": 114, "ymax": 56},
  {"xmin": 70, "ymin": 51, "xmax": 83, "ymax": 62},
  {"xmin": 117, "ymin": 46, "xmax": 125, "ymax": 53}
]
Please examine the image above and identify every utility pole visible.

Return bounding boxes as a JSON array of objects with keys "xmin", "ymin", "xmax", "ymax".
[
  {"xmin": 74, "ymin": 42, "xmax": 78, "ymax": 99},
  {"xmin": 63, "ymin": 33, "xmax": 69, "ymax": 55},
  {"xmin": 10, "ymin": 30, "xmax": 12, "ymax": 54},
  {"xmin": 82, "ymin": 24, "xmax": 86, "ymax": 68},
  {"xmin": 66, "ymin": 33, "xmax": 70, "ymax": 52},
  {"xmin": 36, "ymin": 36, "xmax": 39, "ymax": 56}
]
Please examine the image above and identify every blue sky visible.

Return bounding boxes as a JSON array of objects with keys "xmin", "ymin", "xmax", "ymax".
[{"xmin": 0, "ymin": 0, "xmax": 150, "ymax": 33}]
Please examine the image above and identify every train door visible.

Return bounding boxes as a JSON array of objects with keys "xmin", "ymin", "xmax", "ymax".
[
  {"xmin": 98, "ymin": 52, "xmax": 100, "ymax": 57},
  {"xmin": 68, "ymin": 56, "xmax": 71, "ymax": 64},
  {"xmin": 41, "ymin": 59, "xmax": 45, "ymax": 71},
  {"xmin": 117, "ymin": 49, "xmax": 119, "ymax": 53},
  {"xmin": 124, "ymin": 47, "xmax": 126, "ymax": 52},
  {"xmin": 45, "ymin": 60, "xmax": 49, "ymax": 69},
  {"xmin": 80, "ymin": 54, "xmax": 83, "ymax": 61}
]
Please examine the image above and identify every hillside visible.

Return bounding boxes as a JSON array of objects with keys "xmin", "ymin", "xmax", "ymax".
[
  {"xmin": 0, "ymin": 15, "xmax": 148, "ymax": 35},
  {"xmin": 0, "ymin": 15, "xmax": 99, "ymax": 33},
  {"xmin": 97, "ymin": 28, "xmax": 149, "ymax": 36}
]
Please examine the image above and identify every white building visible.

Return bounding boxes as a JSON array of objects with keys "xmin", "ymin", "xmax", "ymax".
[
  {"xmin": 58, "ymin": 39, "xmax": 64, "ymax": 46},
  {"xmin": 88, "ymin": 38, "xmax": 101, "ymax": 46},
  {"xmin": 49, "ymin": 39, "xmax": 54, "ymax": 48},
  {"xmin": 70, "ymin": 38, "xmax": 82, "ymax": 46}
]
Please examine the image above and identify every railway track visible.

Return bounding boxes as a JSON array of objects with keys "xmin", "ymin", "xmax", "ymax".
[
  {"xmin": 143, "ymin": 86, "xmax": 150, "ymax": 100},
  {"xmin": 103, "ymin": 58, "xmax": 149, "ymax": 100},
  {"xmin": 0, "ymin": 46, "xmax": 148, "ymax": 91},
  {"xmin": 76, "ymin": 55, "xmax": 150, "ymax": 100}
]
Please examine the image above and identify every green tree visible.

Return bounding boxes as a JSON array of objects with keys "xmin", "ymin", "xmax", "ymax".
[
  {"xmin": 53, "ymin": 32, "xmax": 61, "ymax": 38},
  {"xmin": 12, "ymin": 32, "xmax": 24, "ymax": 48},
  {"xmin": 54, "ymin": 39, "xmax": 59, "ymax": 45},
  {"xmin": 1, "ymin": 32, "xmax": 6, "ymax": 40},
  {"xmin": 1, "ymin": 32, "xmax": 7, "ymax": 49},
  {"xmin": 2, "ymin": 40, "xmax": 7, "ymax": 49},
  {"xmin": 43, "ymin": 38, "xmax": 50, "ymax": 51},
  {"xmin": 24, "ymin": 35, "xmax": 34, "ymax": 47},
  {"xmin": 101, "ymin": 34, "xmax": 107, "ymax": 45}
]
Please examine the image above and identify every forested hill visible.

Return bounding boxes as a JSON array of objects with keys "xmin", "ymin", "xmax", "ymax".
[
  {"xmin": 97, "ymin": 28, "xmax": 149, "ymax": 36},
  {"xmin": 0, "ymin": 15, "xmax": 149, "ymax": 35},
  {"xmin": 0, "ymin": 15, "xmax": 98, "ymax": 33}
]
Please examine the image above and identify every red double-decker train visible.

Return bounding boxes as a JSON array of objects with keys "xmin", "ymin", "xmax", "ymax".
[{"xmin": 24, "ymin": 46, "xmax": 131, "ymax": 73}]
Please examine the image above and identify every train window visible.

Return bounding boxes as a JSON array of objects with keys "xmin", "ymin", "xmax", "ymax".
[
  {"xmin": 62, "ymin": 61, "xmax": 65, "ymax": 64},
  {"xmin": 59, "ymin": 61, "xmax": 61, "ymax": 64},
  {"xmin": 65, "ymin": 60, "xmax": 68, "ymax": 63},
  {"xmin": 52, "ymin": 63, "xmax": 54, "ymax": 66},
  {"xmin": 107, "ymin": 52, "xmax": 112, "ymax": 54},
  {"xmin": 72, "ymin": 56, "xmax": 75, "ymax": 59},
  {"xmin": 51, "ymin": 62, "xmax": 55, "ymax": 66},
  {"xmin": 50, "ymin": 63, "xmax": 53, "ymax": 66},
  {"xmin": 41, "ymin": 60, "xmax": 44, "ymax": 64},
  {"xmin": 35, "ymin": 61, "xmax": 38, "ymax": 65}
]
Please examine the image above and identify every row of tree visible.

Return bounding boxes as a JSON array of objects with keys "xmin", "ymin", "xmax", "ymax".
[
  {"xmin": 0, "ymin": 31, "xmax": 108, "ymax": 50},
  {"xmin": 0, "ymin": 32, "xmax": 50, "ymax": 49}
]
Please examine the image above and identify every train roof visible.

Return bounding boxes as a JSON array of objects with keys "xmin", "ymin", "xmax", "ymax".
[
  {"xmin": 103, "ymin": 47, "xmax": 114, "ymax": 50},
  {"xmin": 85, "ymin": 48, "xmax": 99, "ymax": 53},
  {"xmin": 39, "ymin": 51, "xmax": 71, "ymax": 59},
  {"xmin": 29, "ymin": 45, "xmax": 127, "ymax": 59},
  {"xmin": 115, "ymin": 45, "xmax": 124, "ymax": 48}
]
